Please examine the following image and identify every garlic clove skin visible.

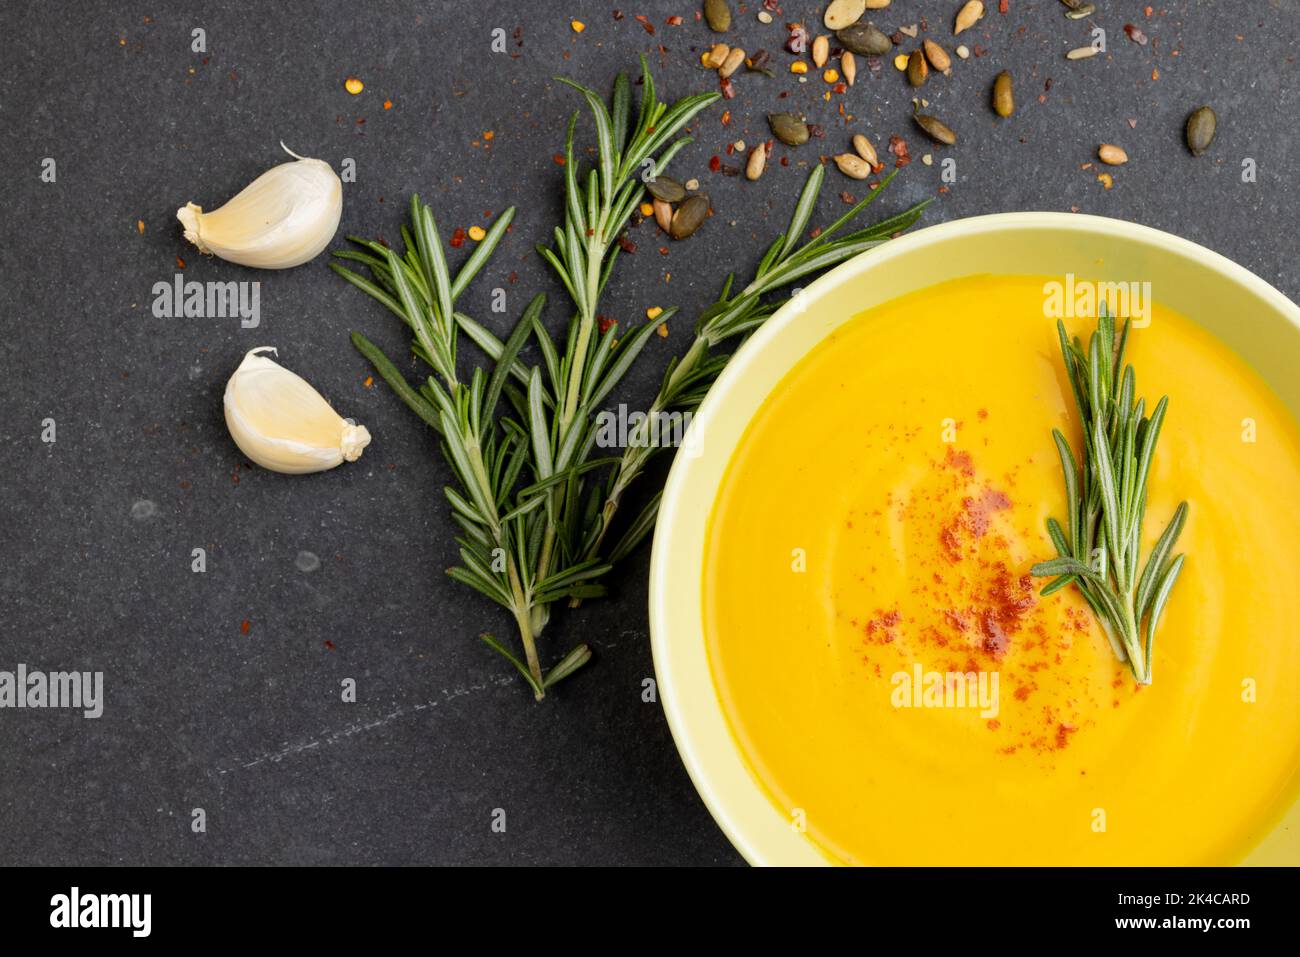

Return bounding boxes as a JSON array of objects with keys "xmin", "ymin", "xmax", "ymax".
[
  {"xmin": 177, "ymin": 144, "xmax": 342, "ymax": 270},
  {"xmin": 224, "ymin": 347, "xmax": 371, "ymax": 474}
]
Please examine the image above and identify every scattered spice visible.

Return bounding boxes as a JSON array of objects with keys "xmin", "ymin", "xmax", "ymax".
[{"xmin": 344, "ymin": 76, "xmax": 363, "ymax": 95}]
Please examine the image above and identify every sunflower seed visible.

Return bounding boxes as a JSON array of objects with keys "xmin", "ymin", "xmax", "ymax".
[
  {"xmin": 834, "ymin": 153, "xmax": 873, "ymax": 179},
  {"xmin": 824, "ymin": 0, "xmax": 867, "ymax": 31},
  {"xmin": 653, "ymin": 198, "xmax": 673, "ymax": 232},
  {"xmin": 719, "ymin": 47, "xmax": 746, "ymax": 78},
  {"xmin": 746, "ymin": 143, "xmax": 767, "ymax": 181},
  {"xmin": 812, "ymin": 35, "xmax": 830, "ymax": 68},
  {"xmin": 852, "ymin": 133, "xmax": 878, "ymax": 166},
  {"xmin": 703, "ymin": 43, "xmax": 730, "ymax": 69},
  {"xmin": 841, "ymin": 51, "xmax": 857, "ymax": 85},
  {"xmin": 954, "ymin": 1, "xmax": 984, "ymax": 35},
  {"xmin": 923, "ymin": 39, "xmax": 952, "ymax": 73},
  {"xmin": 1067, "ymin": 45, "xmax": 1099, "ymax": 60}
]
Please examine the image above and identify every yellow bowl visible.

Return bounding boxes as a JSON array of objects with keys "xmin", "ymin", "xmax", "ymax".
[{"xmin": 648, "ymin": 213, "xmax": 1300, "ymax": 866}]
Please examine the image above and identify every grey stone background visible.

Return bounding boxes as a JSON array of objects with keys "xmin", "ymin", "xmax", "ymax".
[{"xmin": 0, "ymin": 0, "xmax": 1293, "ymax": 865}]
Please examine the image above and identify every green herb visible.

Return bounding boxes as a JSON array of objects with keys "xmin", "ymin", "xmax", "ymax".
[{"xmin": 1031, "ymin": 306, "xmax": 1188, "ymax": 684}]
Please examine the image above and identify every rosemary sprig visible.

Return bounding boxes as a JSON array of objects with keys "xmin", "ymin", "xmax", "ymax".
[
  {"xmin": 570, "ymin": 165, "xmax": 932, "ymax": 587},
  {"xmin": 1030, "ymin": 305, "xmax": 1188, "ymax": 684},
  {"xmin": 332, "ymin": 59, "xmax": 716, "ymax": 699}
]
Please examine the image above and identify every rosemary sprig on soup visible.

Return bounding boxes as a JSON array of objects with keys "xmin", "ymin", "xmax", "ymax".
[{"xmin": 1031, "ymin": 306, "xmax": 1188, "ymax": 685}]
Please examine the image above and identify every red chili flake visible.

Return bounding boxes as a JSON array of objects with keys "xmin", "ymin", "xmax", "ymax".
[
  {"xmin": 507, "ymin": 271, "xmax": 518, "ymax": 284},
  {"xmin": 324, "ymin": 640, "xmax": 336, "ymax": 651},
  {"xmin": 999, "ymin": 0, "xmax": 1009, "ymax": 12},
  {"xmin": 175, "ymin": 255, "xmax": 186, "ymax": 268},
  {"xmin": 634, "ymin": 14, "xmax": 655, "ymax": 34},
  {"xmin": 720, "ymin": 77, "xmax": 736, "ymax": 99},
  {"xmin": 720, "ymin": 109, "xmax": 732, "ymax": 125},
  {"xmin": 618, "ymin": 236, "xmax": 637, "ymax": 253},
  {"xmin": 708, "ymin": 155, "xmax": 722, "ymax": 172},
  {"xmin": 888, "ymin": 134, "xmax": 912, "ymax": 167},
  {"xmin": 666, "ymin": 15, "xmax": 682, "ymax": 26},
  {"xmin": 807, "ymin": 123, "xmax": 824, "ymax": 139},
  {"xmin": 839, "ymin": 191, "xmax": 856, "ymax": 204},
  {"xmin": 808, "ymin": 226, "xmax": 822, "ymax": 239},
  {"xmin": 597, "ymin": 315, "xmax": 615, "ymax": 333},
  {"xmin": 973, "ymin": 44, "xmax": 988, "ymax": 57},
  {"xmin": 725, "ymin": 143, "xmax": 735, "ymax": 156},
  {"xmin": 552, "ymin": 153, "xmax": 566, "ymax": 165},
  {"xmin": 612, "ymin": 10, "xmax": 623, "ymax": 20},
  {"xmin": 779, "ymin": 155, "xmax": 789, "ymax": 166},
  {"xmin": 240, "ymin": 619, "xmax": 251, "ymax": 635},
  {"xmin": 832, "ymin": 82, "xmax": 846, "ymax": 94},
  {"xmin": 763, "ymin": 0, "xmax": 781, "ymax": 11},
  {"xmin": 1124, "ymin": 23, "xmax": 1148, "ymax": 45},
  {"xmin": 658, "ymin": 246, "xmax": 670, "ymax": 255},
  {"xmin": 449, "ymin": 227, "xmax": 466, "ymax": 248}
]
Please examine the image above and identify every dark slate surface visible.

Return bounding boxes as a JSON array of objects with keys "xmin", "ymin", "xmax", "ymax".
[{"xmin": 0, "ymin": 1, "xmax": 1293, "ymax": 866}]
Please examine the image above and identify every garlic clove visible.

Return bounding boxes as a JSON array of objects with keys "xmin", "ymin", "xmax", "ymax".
[
  {"xmin": 177, "ymin": 143, "xmax": 342, "ymax": 270},
  {"xmin": 224, "ymin": 347, "xmax": 370, "ymax": 474}
]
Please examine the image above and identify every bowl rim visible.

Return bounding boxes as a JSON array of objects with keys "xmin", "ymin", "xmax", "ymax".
[{"xmin": 647, "ymin": 211, "xmax": 1300, "ymax": 866}]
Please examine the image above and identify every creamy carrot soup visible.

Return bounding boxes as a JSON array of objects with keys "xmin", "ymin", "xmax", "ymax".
[{"xmin": 702, "ymin": 275, "xmax": 1300, "ymax": 865}]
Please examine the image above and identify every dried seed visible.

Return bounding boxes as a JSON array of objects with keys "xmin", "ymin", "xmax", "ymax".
[
  {"xmin": 865, "ymin": 0, "xmax": 891, "ymax": 8},
  {"xmin": 1065, "ymin": 3, "xmax": 1096, "ymax": 18},
  {"xmin": 704, "ymin": 0, "xmax": 732, "ymax": 32},
  {"xmin": 841, "ymin": 50, "xmax": 858, "ymax": 85},
  {"xmin": 653, "ymin": 198, "xmax": 673, "ymax": 233},
  {"xmin": 746, "ymin": 143, "xmax": 767, "ymax": 180},
  {"xmin": 647, "ymin": 176, "xmax": 687, "ymax": 203},
  {"xmin": 812, "ymin": 35, "xmax": 830, "ymax": 68},
  {"xmin": 1185, "ymin": 105, "xmax": 1217, "ymax": 156},
  {"xmin": 685, "ymin": 178, "xmax": 700, "ymax": 190},
  {"xmin": 1067, "ymin": 45, "xmax": 1099, "ymax": 60},
  {"xmin": 992, "ymin": 70, "xmax": 1014, "ymax": 117},
  {"xmin": 914, "ymin": 113, "xmax": 957, "ymax": 145},
  {"xmin": 955, "ymin": 44, "xmax": 970, "ymax": 59},
  {"xmin": 719, "ymin": 47, "xmax": 746, "ymax": 78},
  {"xmin": 1098, "ymin": 143, "xmax": 1129, "ymax": 165},
  {"xmin": 906, "ymin": 49, "xmax": 928, "ymax": 87},
  {"xmin": 834, "ymin": 153, "xmax": 873, "ymax": 180},
  {"xmin": 703, "ymin": 43, "xmax": 730, "ymax": 69},
  {"xmin": 852, "ymin": 133, "xmax": 878, "ymax": 166},
  {"xmin": 954, "ymin": 1, "xmax": 984, "ymax": 35},
  {"xmin": 923, "ymin": 39, "xmax": 952, "ymax": 73},
  {"xmin": 893, "ymin": 53, "xmax": 909, "ymax": 71},
  {"xmin": 824, "ymin": 0, "xmax": 867, "ymax": 31},
  {"xmin": 836, "ymin": 22, "xmax": 893, "ymax": 56},
  {"xmin": 768, "ymin": 111, "xmax": 810, "ymax": 146},
  {"xmin": 669, "ymin": 195, "xmax": 710, "ymax": 240},
  {"xmin": 747, "ymin": 48, "xmax": 773, "ymax": 74}
]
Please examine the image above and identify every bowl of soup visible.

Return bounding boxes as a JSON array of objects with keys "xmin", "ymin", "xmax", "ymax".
[{"xmin": 648, "ymin": 213, "xmax": 1300, "ymax": 865}]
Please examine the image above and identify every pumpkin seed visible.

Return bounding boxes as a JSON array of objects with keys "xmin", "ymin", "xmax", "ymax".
[
  {"xmin": 841, "ymin": 51, "xmax": 857, "ymax": 85},
  {"xmin": 655, "ymin": 195, "xmax": 676, "ymax": 231},
  {"xmin": 1098, "ymin": 143, "xmax": 1128, "ymax": 165},
  {"xmin": 746, "ymin": 143, "xmax": 767, "ymax": 181},
  {"xmin": 906, "ymin": 49, "xmax": 928, "ymax": 87},
  {"xmin": 852, "ymin": 134, "xmax": 878, "ymax": 166},
  {"xmin": 719, "ymin": 47, "xmax": 746, "ymax": 78},
  {"xmin": 703, "ymin": 43, "xmax": 730, "ymax": 69},
  {"xmin": 646, "ymin": 176, "xmax": 687, "ymax": 203},
  {"xmin": 669, "ymin": 195, "xmax": 710, "ymax": 240},
  {"xmin": 1186, "ymin": 105, "xmax": 1217, "ymax": 156},
  {"xmin": 834, "ymin": 153, "xmax": 873, "ymax": 179},
  {"xmin": 836, "ymin": 22, "xmax": 893, "ymax": 56},
  {"xmin": 704, "ymin": 0, "xmax": 731, "ymax": 33},
  {"xmin": 914, "ymin": 113, "xmax": 956, "ymax": 145},
  {"xmin": 768, "ymin": 112, "xmax": 810, "ymax": 146},
  {"xmin": 824, "ymin": 0, "xmax": 867, "ymax": 31},
  {"xmin": 992, "ymin": 70, "xmax": 1014, "ymax": 117},
  {"xmin": 923, "ymin": 39, "xmax": 951, "ymax": 73},
  {"xmin": 954, "ymin": 1, "xmax": 984, "ymax": 35},
  {"xmin": 812, "ymin": 35, "xmax": 830, "ymax": 68}
]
